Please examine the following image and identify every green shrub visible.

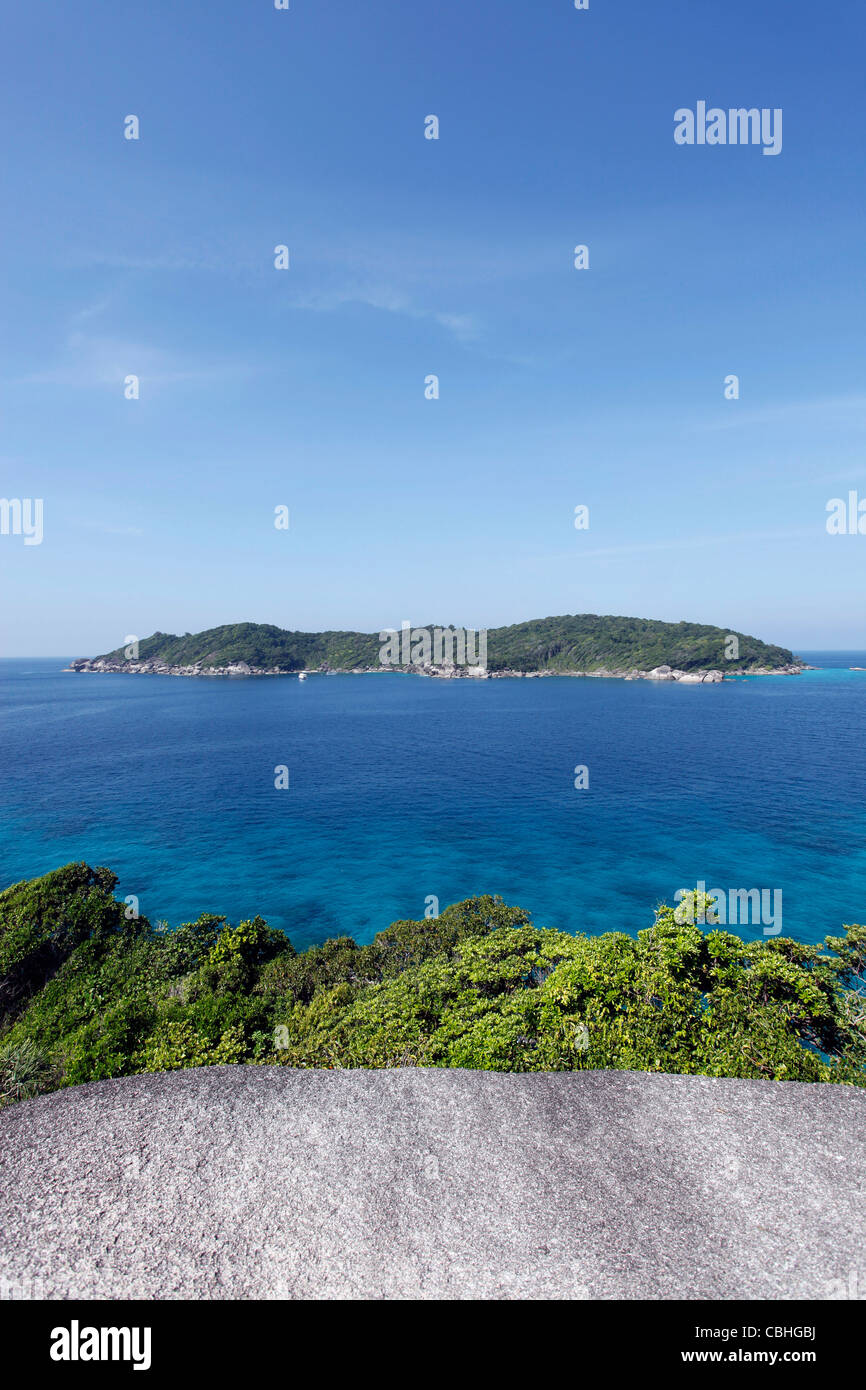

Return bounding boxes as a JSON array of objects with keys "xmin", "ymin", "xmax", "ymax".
[
  {"xmin": 0, "ymin": 862, "xmax": 145, "ymax": 1025},
  {"xmin": 1, "ymin": 865, "xmax": 863, "ymax": 1098}
]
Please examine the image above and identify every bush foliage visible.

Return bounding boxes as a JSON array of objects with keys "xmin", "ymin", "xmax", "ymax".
[{"xmin": 1, "ymin": 863, "xmax": 863, "ymax": 1104}]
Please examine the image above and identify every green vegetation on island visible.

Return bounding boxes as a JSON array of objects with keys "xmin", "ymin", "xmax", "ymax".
[
  {"xmin": 73, "ymin": 614, "xmax": 799, "ymax": 675},
  {"xmin": 476, "ymin": 614, "xmax": 796, "ymax": 674},
  {"xmin": 90, "ymin": 624, "xmax": 378, "ymax": 673},
  {"xmin": 1, "ymin": 863, "xmax": 863, "ymax": 1105}
]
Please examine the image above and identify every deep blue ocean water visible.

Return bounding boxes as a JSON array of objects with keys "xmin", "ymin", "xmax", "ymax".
[{"xmin": 1, "ymin": 656, "xmax": 864, "ymax": 950}]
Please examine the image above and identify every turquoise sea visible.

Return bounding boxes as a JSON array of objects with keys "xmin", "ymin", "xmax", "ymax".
[{"xmin": 0, "ymin": 655, "xmax": 863, "ymax": 950}]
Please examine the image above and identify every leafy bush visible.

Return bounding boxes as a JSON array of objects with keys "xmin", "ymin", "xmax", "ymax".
[
  {"xmin": 0, "ymin": 866, "xmax": 862, "ymax": 1100},
  {"xmin": 0, "ymin": 863, "xmax": 138, "ymax": 1024}
]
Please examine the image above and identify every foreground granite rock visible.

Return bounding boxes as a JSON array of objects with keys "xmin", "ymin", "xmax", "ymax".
[{"xmin": 0, "ymin": 1068, "xmax": 862, "ymax": 1301}]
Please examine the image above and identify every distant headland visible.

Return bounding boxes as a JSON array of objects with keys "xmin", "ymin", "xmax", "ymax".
[{"xmin": 67, "ymin": 615, "xmax": 807, "ymax": 682}]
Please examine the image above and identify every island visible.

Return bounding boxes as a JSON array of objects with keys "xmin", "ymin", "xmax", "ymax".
[{"xmin": 67, "ymin": 614, "xmax": 807, "ymax": 682}]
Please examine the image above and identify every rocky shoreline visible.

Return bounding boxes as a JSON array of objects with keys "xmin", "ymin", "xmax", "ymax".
[{"xmin": 67, "ymin": 658, "xmax": 809, "ymax": 682}]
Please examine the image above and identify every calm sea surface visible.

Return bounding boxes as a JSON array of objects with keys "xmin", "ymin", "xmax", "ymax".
[{"xmin": 1, "ymin": 655, "xmax": 863, "ymax": 950}]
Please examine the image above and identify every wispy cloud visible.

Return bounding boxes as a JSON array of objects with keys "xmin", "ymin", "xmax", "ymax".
[
  {"xmin": 6, "ymin": 332, "xmax": 258, "ymax": 391},
  {"xmin": 290, "ymin": 281, "xmax": 481, "ymax": 342},
  {"xmin": 69, "ymin": 298, "xmax": 113, "ymax": 325},
  {"xmin": 71, "ymin": 248, "xmax": 237, "ymax": 275}
]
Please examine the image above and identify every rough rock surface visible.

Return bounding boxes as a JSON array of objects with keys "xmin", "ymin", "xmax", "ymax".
[{"xmin": 0, "ymin": 1067, "xmax": 862, "ymax": 1301}]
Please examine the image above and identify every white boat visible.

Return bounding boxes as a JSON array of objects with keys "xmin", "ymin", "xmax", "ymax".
[{"xmin": 298, "ymin": 671, "xmax": 308, "ymax": 681}]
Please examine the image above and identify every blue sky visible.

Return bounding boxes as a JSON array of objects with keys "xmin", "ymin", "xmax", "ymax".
[{"xmin": 1, "ymin": 0, "xmax": 865, "ymax": 655}]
